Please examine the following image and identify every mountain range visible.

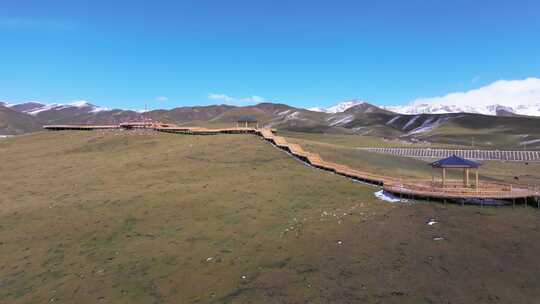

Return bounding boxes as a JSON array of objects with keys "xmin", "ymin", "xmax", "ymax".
[
  {"xmin": 1, "ymin": 100, "xmax": 539, "ymax": 149},
  {"xmin": 385, "ymin": 103, "xmax": 540, "ymax": 117},
  {"xmin": 310, "ymin": 100, "xmax": 540, "ymax": 117}
]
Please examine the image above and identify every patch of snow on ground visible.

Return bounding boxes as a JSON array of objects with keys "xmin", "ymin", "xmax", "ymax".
[
  {"xmin": 386, "ymin": 115, "xmax": 401, "ymax": 125},
  {"xmin": 352, "ymin": 127, "xmax": 373, "ymax": 135},
  {"xmin": 407, "ymin": 117, "xmax": 448, "ymax": 135},
  {"xmin": 329, "ymin": 114, "xmax": 354, "ymax": 126},
  {"xmin": 272, "ymin": 111, "xmax": 306, "ymax": 124},
  {"xmin": 28, "ymin": 104, "xmax": 62, "ymax": 115},
  {"xmin": 352, "ymin": 126, "xmax": 368, "ymax": 131},
  {"xmin": 287, "ymin": 111, "xmax": 300, "ymax": 119},
  {"xmin": 278, "ymin": 110, "xmax": 291, "ymax": 115},
  {"xmin": 284, "ymin": 111, "xmax": 306, "ymax": 122},
  {"xmin": 408, "ymin": 116, "xmax": 453, "ymax": 136},
  {"xmin": 374, "ymin": 190, "xmax": 407, "ymax": 203},
  {"xmin": 402, "ymin": 115, "xmax": 421, "ymax": 130},
  {"xmin": 520, "ymin": 138, "xmax": 540, "ymax": 145},
  {"xmin": 91, "ymin": 106, "xmax": 107, "ymax": 113}
]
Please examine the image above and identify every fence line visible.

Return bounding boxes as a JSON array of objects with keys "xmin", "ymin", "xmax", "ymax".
[{"xmin": 360, "ymin": 148, "xmax": 540, "ymax": 162}]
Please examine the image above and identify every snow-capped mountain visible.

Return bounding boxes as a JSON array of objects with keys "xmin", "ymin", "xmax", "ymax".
[
  {"xmin": 8, "ymin": 101, "xmax": 107, "ymax": 115},
  {"xmin": 385, "ymin": 103, "xmax": 540, "ymax": 116},
  {"xmin": 307, "ymin": 107, "xmax": 326, "ymax": 112},
  {"xmin": 10, "ymin": 101, "xmax": 49, "ymax": 113},
  {"xmin": 308, "ymin": 99, "xmax": 368, "ymax": 113},
  {"xmin": 386, "ymin": 78, "xmax": 540, "ymax": 117}
]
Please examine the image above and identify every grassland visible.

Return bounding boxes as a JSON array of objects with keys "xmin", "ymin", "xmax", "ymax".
[
  {"xmin": 282, "ymin": 131, "xmax": 540, "ymax": 186},
  {"xmin": 1, "ymin": 131, "xmax": 540, "ymax": 303}
]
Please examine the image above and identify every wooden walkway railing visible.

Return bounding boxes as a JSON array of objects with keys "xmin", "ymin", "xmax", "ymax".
[
  {"xmin": 383, "ymin": 180, "xmax": 536, "ymax": 200},
  {"xmin": 44, "ymin": 124, "xmax": 540, "ymax": 202}
]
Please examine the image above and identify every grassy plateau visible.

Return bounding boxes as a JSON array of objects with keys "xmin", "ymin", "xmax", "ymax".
[
  {"xmin": 282, "ymin": 131, "xmax": 540, "ymax": 186},
  {"xmin": 1, "ymin": 130, "xmax": 540, "ymax": 303}
]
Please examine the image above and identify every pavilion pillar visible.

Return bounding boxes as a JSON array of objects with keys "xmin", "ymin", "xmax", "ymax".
[
  {"xmin": 245, "ymin": 121, "xmax": 248, "ymax": 128},
  {"xmin": 475, "ymin": 169, "xmax": 479, "ymax": 192},
  {"xmin": 442, "ymin": 168, "xmax": 446, "ymax": 187},
  {"xmin": 464, "ymin": 168, "xmax": 469, "ymax": 187}
]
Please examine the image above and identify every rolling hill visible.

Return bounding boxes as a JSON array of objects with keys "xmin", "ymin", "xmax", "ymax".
[
  {"xmin": 4, "ymin": 100, "xmax": 540, "ymax": 149},
  {"xmin": 2, "ymin": 131, "xmax": 540, "ymax": 303},
  {"xmin": 0, "ymin": 104, "xmax": 43, "ymax": 135}
]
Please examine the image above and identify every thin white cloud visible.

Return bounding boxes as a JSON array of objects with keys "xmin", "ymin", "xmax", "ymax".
[
  {"xmin": 155, "ymin": 96, "xmax": 169, "ymax": 102},
  {"xmin": 208, "ymin": 93, "xmax": 268, "ymax": 105},
  {"xmin": 387, "ymin": 77, "xmax": 540, "ymax": 116},
  {"xmin": 410, "ymin": 77, "xmax": 540, "ymax": 108}
]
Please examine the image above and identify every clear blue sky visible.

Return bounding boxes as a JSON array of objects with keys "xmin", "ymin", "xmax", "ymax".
[{"xmin": 1, "ymin": 0, "xmax": 539, "ymax": 110}]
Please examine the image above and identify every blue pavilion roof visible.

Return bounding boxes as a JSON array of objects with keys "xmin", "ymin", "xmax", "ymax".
[
  {"xmin": 430, "ymin": 155, "xmax": 481, "ymax": 168},
  {"xmin": 237, "ymin": 115, "xmax": 258, "ymax": 122}
]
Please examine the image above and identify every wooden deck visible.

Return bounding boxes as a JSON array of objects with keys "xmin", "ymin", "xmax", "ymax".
[
  {"xmin": 383, "ymin": 180, "xmax": 537, "ymax": 200},
  {"xmin": 44, "ymin": 124, "xmax": 540, "ymax": 203}
]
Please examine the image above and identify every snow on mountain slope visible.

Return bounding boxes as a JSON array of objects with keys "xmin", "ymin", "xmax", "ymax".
[
  {"xmin": 402, "ymin": 115, "xmax": 421, "ymax": 130},
  {"xmin": 406, "ymin": 117, "xmax": 449, "ymax": 135},
  {"xmin": 385, "ymin": 78, "xmax": 540, "ymax": 116},
  {"xmin": 9, "ymin": 101, "xmax": 107, "ymax": 115},
  {"xmin": 309, "ymin": 99, "xmax": 368, "ymax": 113},
  {"xmin": 307, "ymin": 107, "xmax": 326, "ymax": 112},
  {"xmin": 9, "ymin": 101, "xmax": 46, "ymax": 113},
  {"xmin": 386, "ymin": 103, "xmax": 540, "ymax": 116},
  {"xmin": 327, "ymin": 114, "xmax": 355, "ymax": 126}
]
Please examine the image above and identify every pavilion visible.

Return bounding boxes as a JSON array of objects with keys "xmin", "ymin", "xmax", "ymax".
[
  {"xmin": 236, "ymin": 115, "xmax": 259, "ymax": 128},
  {"xmin": 430, "ymin": 155, "xmax": 482, "ymax": 189}
]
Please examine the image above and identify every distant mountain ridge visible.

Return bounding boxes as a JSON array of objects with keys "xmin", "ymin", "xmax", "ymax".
[
  {"xmin": 385, "ymin": 103, "xmax": 540, "ymax": 116},
  {"xmin": 2, "ymin": 100, "xmax": 540, "ymax": 149},
  {"xmin": 382, "ymin": 78, "xmax": 540, "ymax": 117},
  {"xmin": 308, "ymin": 99, "xmax": 369, "ymax": 113},
  {"xmin": 7, "ymin": 97, "xmax": 540, "ymax": 118},
  {"xmin": 10, "ymin": 101, "xmax": 107, "ymax": 116},
  {"xmin": 311, "ymin": 99, "xmax": 540, "ymax": 117},
  {"xmin": 0, "ymin": 103, "xmax": 43, "ymax": 135}
]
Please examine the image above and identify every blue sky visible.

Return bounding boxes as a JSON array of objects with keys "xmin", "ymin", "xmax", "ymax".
[{"xmin": 1, "ymin": 0, "xmax": 539, "ymax": 110}]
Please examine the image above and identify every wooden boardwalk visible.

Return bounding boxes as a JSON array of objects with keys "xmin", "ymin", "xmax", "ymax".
[
  {"xmin": 154, "ymin": 125, "xmax": 539, "ymax": 202},
  {"xmin": 43, "ymin": 125, "xmax": 120, "ymax": 131},
  {"xmin": 44, "ymin": 124, "xmax": 540, "ymax": 203},
  {"xmin": 361, "ymin": 147, "xmax": 540, "ymax": 162}
]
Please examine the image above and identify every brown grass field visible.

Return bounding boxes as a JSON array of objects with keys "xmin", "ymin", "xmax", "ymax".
[
  {"xmin": 282, "ymin": 131, "xmax": 540, "ymax": 186},
  {"xmin": 1, "ymin": 131, "xmax": 540, "ymax": 303}
]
